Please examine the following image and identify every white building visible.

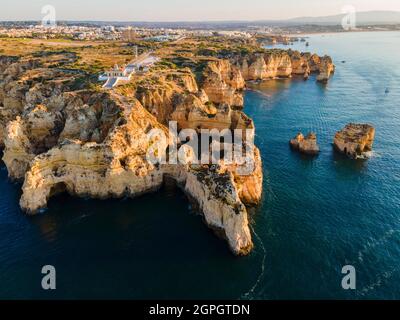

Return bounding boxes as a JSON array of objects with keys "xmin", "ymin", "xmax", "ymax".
[
  {"xmin": 99, "ymin": 64, "xmax": 133, "ymax": 81},
  {"xmin": 99, "ymin": 55, "xmax": 159, "ymax": 89}
]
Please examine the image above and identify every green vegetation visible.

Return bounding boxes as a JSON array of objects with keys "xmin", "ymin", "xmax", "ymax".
[{"xmin": 156, "ymin": 59, "xmax": 178, "ymax": 70}]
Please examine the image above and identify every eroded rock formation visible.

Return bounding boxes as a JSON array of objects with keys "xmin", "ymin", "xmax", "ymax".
[
  {"xmin": 334, "ymin": 124, "xmax": 375, "ymax": 159},
  {"xmin": 1, "ymin": 52, "xmax": 262, "ymax": 256},
  {"xmin": 290, "ymin": 132, "xmax": 320, "ymax": 155},
  {"xmin": 316, "ymin": 55, "xmax": 335, "ymax": 83},
  {"xmin": 232, "ymin": 50, "xmax": 335, "ymax": 82},
  {"xmin": 0, "ymin": 42, "xmax": 334, "ymax": 255}
]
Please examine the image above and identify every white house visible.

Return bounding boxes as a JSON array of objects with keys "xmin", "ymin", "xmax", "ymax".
[
  {"xmin": 98, "ymin": 64, "xmax": 133, "ymax": 85},
  {"xmin": 105, "ymin": 64, "xmax": 131, "ymax": 79}
]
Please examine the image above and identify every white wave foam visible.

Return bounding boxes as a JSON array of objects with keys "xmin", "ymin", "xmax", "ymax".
[
  {"xmin": 241, "ymin": 225, "xmax": 267, "ymax": 300},
  {"xmin": 358, "ymin": 229, "xmax": 398, "ymax": 262}
]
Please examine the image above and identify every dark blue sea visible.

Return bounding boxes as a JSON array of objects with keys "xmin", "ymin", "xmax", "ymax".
[{"xmin": 1, "ymin": 31, "xmax": 399, "ymax": 299}]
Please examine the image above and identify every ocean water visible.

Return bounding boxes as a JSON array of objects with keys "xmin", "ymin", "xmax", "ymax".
[{"xmin": 1, "ymin": 31, "xmax": 400, "ymax": 300}]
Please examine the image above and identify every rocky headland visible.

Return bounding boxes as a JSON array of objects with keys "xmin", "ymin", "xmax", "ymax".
[
  {"xmin": 231, "ymin": 49, "xmax": 335, "ymax": 82},
  {"xmin": 0, "ymin": 37, "xmax": 334, "ymax": 255}
]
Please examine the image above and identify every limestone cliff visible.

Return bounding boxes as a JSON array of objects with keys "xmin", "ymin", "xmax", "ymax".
[
  {"xmin": 16, "ymin": 96, "xmax": 258, "ymax": 255},
  {"xmin": 316, "ymin": 55, "xmax": 335, "ymax": 83},
  {"xmin": 0, "ymin": 41, "xmax": 337, "ymax": 255},
  {"xmin": 1, "ymin": 52, "xmax": 262, "ymax": 256},
  {"xmin": 133, "ymin": 68, "xmax": 199, "ymax": 124},
  {"xmin": 232, "ymin": 49, "xmax": 335, "ymax": 82},
  {"xmin": 2, "ymin": 116, "xmax": 35, "ymax": 179},
  {"xmin": 201, "ymin": 60, "xmax": 245, "ymax": 107},
  {"xmin": 118, "ymin": 59, "xmax": 251, "ymax": 133},
  {"xmin": 0, "ymin": 53, "xmax": 80, "ymax": 148},
  {"xmin": 184, "ymin": 166, "xmax": 253, "ymax": 255},
  {"xmin": 19, "ymin": 98, "xmax": 169, "ymax": 212}
]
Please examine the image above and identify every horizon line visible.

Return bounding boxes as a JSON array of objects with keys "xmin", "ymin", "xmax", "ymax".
[{"xmin": 0, "ymin": 10, "xmax": 399, "ymax": 24}]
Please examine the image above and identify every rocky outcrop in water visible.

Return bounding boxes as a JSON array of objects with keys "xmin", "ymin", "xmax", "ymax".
[
  {"xmin": 316, "ymin": 55, "xmax": 335, "ymax": 83},
  {"xmin": 290, "ymin": 132, "xmax": 320, "ymax": 155},
  {"xmin": 184, "ymin": 165, "xmax": 254, "ymax": 255},
  {"xmin": 334, "ymin": 124, "xmax": 375, "ymax": 159}
]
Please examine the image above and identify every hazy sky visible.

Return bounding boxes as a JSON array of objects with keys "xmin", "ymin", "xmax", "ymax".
[{"xmin": 2, "ymin": 0, "xmax": 400, "ymax": 21}]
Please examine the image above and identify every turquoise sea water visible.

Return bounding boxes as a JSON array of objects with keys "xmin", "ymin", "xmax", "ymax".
[{"xmin": 1, "ymin": 31, "xmax": 400, "ymax": 299}]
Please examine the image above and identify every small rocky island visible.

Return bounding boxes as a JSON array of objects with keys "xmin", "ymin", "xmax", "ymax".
[
  {"xmin": 334, "ymin": 124, "xmax": 375, "ymax": 159},
  {"xmin": 290, "ymin": 132, "xmax": 320, "ymax": 155},
  {"xmin": 0, "ymin": 36, "xmax": 334, "ymax": 255}
]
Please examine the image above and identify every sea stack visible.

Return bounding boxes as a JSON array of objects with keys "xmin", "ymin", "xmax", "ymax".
[
  {"xmin": 316, "ymin": 55, "xmax": 335, "ymax": 83},
  {"xmin": 290, "ymin": 132, "xmax": 320, "ymax": 155},
  {"xmin": 334, "ymin": 124, "xmax": 375, "ymax": 159}
]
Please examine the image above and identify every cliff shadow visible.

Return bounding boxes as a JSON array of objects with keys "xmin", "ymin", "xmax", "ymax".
[
  {"xmin": 161, "ymin": 174, "xmax": 181, "ymax": 199},
  {"xmin": 0, "ymin": 149, "xmax": 4, "ymax": 168},
  {"xmin": 316, "ymin": 78, "xmax": 329, "ymax": 91},
  {"xmin": 49, "ymin": 182, "xmax": 68, "ymax": 198},
  {"xmin": 247, "ymin": 77, "xmax": 294, "ymax": 94}
]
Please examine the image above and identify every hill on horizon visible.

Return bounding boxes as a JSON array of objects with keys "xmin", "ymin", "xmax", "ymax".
[
  {"xmin": 1, "ymin": 10, "xmax": 399, "ymax": 28},
  {"xmin": 284, "ymin": 10, "xmax": 400, "ymax": 25}
]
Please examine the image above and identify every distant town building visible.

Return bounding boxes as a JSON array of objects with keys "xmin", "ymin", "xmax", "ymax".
[
  {"xmin": 121, "ymin": 28, "xmax": 137, "ymax": 42},
  {"xmin": 102, "ymin": 25, "xmax": 115, "ymax": 32},
  {"xmin": 144, "ymin": 34, "xmax": 182, "ymax": 42}
]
